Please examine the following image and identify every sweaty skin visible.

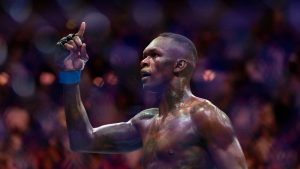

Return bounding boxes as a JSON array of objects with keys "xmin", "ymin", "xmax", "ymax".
[{"xmin": 61, "ymin": 22, "xmax": 248, "ymax": 169}]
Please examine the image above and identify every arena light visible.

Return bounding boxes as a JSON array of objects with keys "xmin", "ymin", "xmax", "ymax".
[
  {"xmin": 0, "ymin": 72, "xmax": 9, "ymax": 86},
  {"xmin": 66, "ymin": 19, "xmax": 78, "ymax": 30},
  {"xmin": 203, "ymin": 69, "xmax": 216, "ymax": 82},
  {"xmin": 106, "ymin": 72, "xmax": 118, "ymax": 86},
  {"xmin": 40, "ymin": 72, "xmax": 56, "ymax": 86},
  {"xmin": 93, "ymin": 77, "xmax": 104, "ymax": 87}
]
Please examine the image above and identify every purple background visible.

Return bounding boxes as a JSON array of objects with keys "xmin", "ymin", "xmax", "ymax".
[{"xmin": 0, "ymin": 0, "xmax": 299, "ymax": 168}]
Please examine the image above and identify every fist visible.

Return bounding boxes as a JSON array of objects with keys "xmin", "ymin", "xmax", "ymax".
[{"xmin": 60, "ymin": 22, "xmax": 89, "ymax": 71}]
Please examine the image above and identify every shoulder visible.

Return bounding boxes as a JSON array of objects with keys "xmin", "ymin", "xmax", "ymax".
[
  {"xmin": 190, "ymin": 98, "xmax": 234, "ymax": 145},
  {"xmin": 130, "ymin": 108, "xmax": 158, "ymax": 124},
  {"xmin": 191, "ymin": 98, "xmax": 229, "ymax": 125}
]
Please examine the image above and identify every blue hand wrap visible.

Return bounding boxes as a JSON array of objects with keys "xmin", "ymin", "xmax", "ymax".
[{"xmin": 59, "ymin": 70, "xmax": 81, "ymax": 84}]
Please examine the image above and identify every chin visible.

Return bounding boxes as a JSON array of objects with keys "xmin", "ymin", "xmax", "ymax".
[{"xmin": 142, "ymin": 83, "xmax": 165, "ymax": 93}]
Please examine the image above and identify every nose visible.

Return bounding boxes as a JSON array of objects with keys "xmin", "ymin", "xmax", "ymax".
[{"xmin": 140, "ymin": 56, "xmax": 150, "ymax": 68}]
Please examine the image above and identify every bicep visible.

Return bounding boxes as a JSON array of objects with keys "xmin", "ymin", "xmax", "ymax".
[
  {"xmin": 83, "ymin": 109, "xmax": 155, "ymax": 154},
  {"xmin": 192, "ymin": 104, "xmax": 247, "ymax": 169},
  {"xmin": 205, "ymin": 113, "xmax": 247, "ymax": 169},
  {"xmin": 207, "ymin": 137, "xmax": 247, "ymax": 169},
  {"xmin": 86, "ymin": 121, "xmax": 142, "ymax": 153}
]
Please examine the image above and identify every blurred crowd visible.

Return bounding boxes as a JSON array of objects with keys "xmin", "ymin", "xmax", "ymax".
[{"xmin": 0, "ymin": 0, "xmax": 300, "ymax": 168}]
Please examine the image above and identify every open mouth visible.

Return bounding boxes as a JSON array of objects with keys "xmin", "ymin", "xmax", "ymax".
[{"xmin": 141, "ymin": 72, "xmax": 151, "ymax": 78}]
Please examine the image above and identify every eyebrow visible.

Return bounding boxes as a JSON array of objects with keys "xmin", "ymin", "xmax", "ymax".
[{"xmin": 142, "ymin": 47, "xmax": 164, "ymax": 57}]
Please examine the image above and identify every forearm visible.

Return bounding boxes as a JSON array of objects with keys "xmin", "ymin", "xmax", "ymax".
[
  {"xmin": 63, "ymin": 84, "xmax": 94, "ymax": 151},
  {"xmin": 62, "ymin": 84, "xmax": 142, "ymax": 153}
]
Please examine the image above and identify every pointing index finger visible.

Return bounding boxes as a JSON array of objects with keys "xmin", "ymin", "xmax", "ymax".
[{"xmin": 76, "ymin": 22, "xmax": 86, "ymax": 38}]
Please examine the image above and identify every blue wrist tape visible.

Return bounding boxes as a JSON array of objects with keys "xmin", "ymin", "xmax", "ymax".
[{"xmin": 59, "ymin": 70, "xmax": 81, "ymax": 84}]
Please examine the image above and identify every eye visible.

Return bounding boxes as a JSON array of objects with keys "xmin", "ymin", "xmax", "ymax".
[{"xmin": 150, "ymin": 52, "xmax": 159, "ymax": 58}]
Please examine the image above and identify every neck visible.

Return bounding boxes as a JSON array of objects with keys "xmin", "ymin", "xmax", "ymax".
[{"xmin": 157, "ymin": 78, "xmax": 193, "ymax": 116}]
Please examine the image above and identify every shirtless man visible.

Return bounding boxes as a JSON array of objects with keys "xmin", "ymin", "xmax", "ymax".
[{"xmin": 59, "ymin": 22, "xmax": 247, "ymax": 169}]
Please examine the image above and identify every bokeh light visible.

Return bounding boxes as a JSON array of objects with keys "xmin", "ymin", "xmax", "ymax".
[
  {"xmin": 203, "ymin": 69, "xmax": 216, "ymax": 82},
  {"xmin": 4, "ymin": 107, "xmax": 30, "ymax": 133},
  {"xmin": 109, "ymin": 43, "xmax": 139, "ymax": 69},
  {"xmin": 39, "ymin": 72, "xmax": 56, "ymax": 86},
  {"xmin": 33, "ymin": 25, "xmax": 59, "ymax": 55},
  {"xmin": 105, "ymin": 71, "xmax": 118, "ymax": 86},
  {"xmin": 2, "ymin": 0, "xmax": 32, "ymax": 23},
  {"xmin": 0, "ymin": 72, "xmax": 9, "ymax": 86},
  {"xmin": 56, "ymin": 0, "xmax": 82, "ymax": 14},
  {"xmin": 288, "ymin": 1, "xmax": 300, "ymax": 33},
  {"xmin": 93, "ymin": 76, "xmax": 104, "ymax": 87},
  {"xmin": 132, "ymin": 0, "xmax": 163, "ymax": 29},
  {"xmin": 0, "ymin": 1, "xmax": 299, "ymax": 168},
  {"xmin": 187, "ymin": 0, "xmax": 217, "ymax": 24},
  {"xmin": 83, "ymin": 11, "xmax": 111, "ymax": 52},
  {"xmin": 11, "ymin": 64, "xmax": 35, "ymax": 97},
  {"xmin": 219, "ymin": 10, "xmax": 250, "ymax": 60}
]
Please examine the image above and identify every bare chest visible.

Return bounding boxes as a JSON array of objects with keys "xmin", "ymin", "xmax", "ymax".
[{"xmin": 141, "ymin": 114, "xmax": 205, "ymax": 162}]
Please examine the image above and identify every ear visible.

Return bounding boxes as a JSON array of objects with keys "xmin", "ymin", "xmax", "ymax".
[{"xmin": 174, "ymin": 59, "xmax": 188, "ymax": 73}]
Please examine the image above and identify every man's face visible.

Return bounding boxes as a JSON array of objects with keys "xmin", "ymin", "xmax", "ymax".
[{"xmin": 140, "ymin": 37, "xmax": 179, "ymax": 92}]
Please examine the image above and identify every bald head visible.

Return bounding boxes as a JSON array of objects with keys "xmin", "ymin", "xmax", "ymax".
[
  {"xmin": 158, "ymin": 33, "xmax": 198, "ymax": 67},
  {"xmin": 141, "ymin": 33, "xmax": 198, "ymax": 91}
]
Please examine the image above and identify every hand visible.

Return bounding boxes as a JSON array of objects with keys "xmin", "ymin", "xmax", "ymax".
[{"xmin": 62, "ymin": 22, "xmax": 89, "ymax": 71}]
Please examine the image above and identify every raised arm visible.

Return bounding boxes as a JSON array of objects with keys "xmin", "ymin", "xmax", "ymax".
[
  {"xmin": 63, "ymin": 85, "xmax": 142, "ymax": 153},
  {"xmin": 192, "ymin": 101, "xmax": 248, "ymax": 169},
  {"xmin": 59, "ymin": 22, "xmax": 142, "ymax": 153}
]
